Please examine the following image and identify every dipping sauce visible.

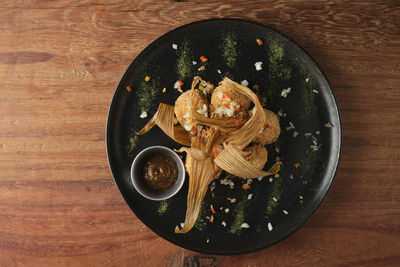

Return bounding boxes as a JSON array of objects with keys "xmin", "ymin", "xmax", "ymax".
[{"xmin": 143, "ymin": 153, "xmax": 178, "ymax": 191}]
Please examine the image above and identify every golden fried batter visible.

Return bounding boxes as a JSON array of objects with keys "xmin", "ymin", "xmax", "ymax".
[
  {"xmin": 243, "ymin": 143, "xmax": 268, "ymax": 169},
  {"xmin": 174, "ymin": 89, "xmax": 209, "ymax": 132},
  {"xmin": 253, "ymin": 109, "xmax": 280, "ymax": 144}
]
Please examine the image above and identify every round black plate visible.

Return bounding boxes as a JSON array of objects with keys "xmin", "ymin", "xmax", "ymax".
[{"xmin": 106, "ymin": 18, "xmax": 341, "ymax": 255}]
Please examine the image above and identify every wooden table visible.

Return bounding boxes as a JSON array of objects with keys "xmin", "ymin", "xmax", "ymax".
[{"xmin": 1, "ymin": 0, "xmax": 399, "ymax": 266}]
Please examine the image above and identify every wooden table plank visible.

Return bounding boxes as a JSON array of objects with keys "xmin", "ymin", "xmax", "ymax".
[{"xmin": 1, "ymin": 0, "xmax": 399, "ymax": 266}]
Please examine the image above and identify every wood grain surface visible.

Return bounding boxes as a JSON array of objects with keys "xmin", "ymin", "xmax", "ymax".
[{"xmin": 1, "ymin": 0, "xmax": 399, "ymax": 266}]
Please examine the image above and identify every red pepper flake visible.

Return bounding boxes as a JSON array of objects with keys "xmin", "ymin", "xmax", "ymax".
[
  {"xmin": 211, "ymin": 204, "xmax": 216, "ymax": 214},
  {"xmin": 214, "ymin": 164, "xmax": 220, "ymax": 172},
  {"xmin": 282, "ymin": 113, "xmax": 287, "ymax": 117},
  {"xmin": 191, "ymin": 126, "xmax": 196, "ymax": 132},
  {"xmin": 223, "ymin": 103, "xmax": 229, "ymax": 108},
  {"xmin": 242, "ymin": 184, "xmax": 251, "ymax": 190},
  {"xmin": 256, "ymin": 38, "xmax": 263, "ymax": 45},
  {"xmin": 209, "ymin": 215, "xmax": 214, "ymax": 223},
  {"xmin": 210, "ymin": 185, "xmax": 215, "ymax": 192},
  {"xmin": 178, "ymin": 80, "xmax": 184, "ymax": 86},
  {"xmin": 200, "ymin": 56, "xmax": 208, "ymax": 62},
  {"xmin": 214, "ymin": 150, "xmax": 219, "ymax": 157},
  {"xmin": 227, "ymin": 197, "xmax": 232, "ymax": 201},
  {"xmin": 126, "ymin": 86, "xmax": 132, "ymax": 92}
]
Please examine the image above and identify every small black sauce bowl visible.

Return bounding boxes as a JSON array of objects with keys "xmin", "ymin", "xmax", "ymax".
[{"xmin": 130, "ymin": 146, "xmax": 185, "ymax": 201}]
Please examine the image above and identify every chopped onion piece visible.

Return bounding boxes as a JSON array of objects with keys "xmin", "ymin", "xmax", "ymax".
[
  {"xmin": 241, "ymin": 80, "xmax": 249, "ymax": 87},
  {"xmin": 140, "ymin": 111, "xmax": 148, "ymax": 118},
  {"xmin": 241, "ymin": 223, "xmax": 250, "ymax": 228},
  {"xmin": 281, "ymin": 87, "xmax": 292, "ymax": 98},
  {"xmin": 254, "ymin": 61, "xmax": 263, "ymax": 71}
]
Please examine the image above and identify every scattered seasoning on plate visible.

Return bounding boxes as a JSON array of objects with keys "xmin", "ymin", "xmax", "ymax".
[
  {"xmin": 192, "ymin": 61, "xmax": 197, "ymax": 65},
  {"xmin": 198, "ymin": 66, "xmax": 205, "ymax": 71},
  {"xmin": 268, "ymin": 222, "xmax": 273, "ymax": 231},
  {"xmin": 294, "ymin": 163, "xmax": 301, "ymax": 168},
  {"xmin": 290, "ymin": 174, "xmax": 294, "ymax": 179},
  {"xmin": 258, "ymin": 176, "xmax": 264, "ymax": 181},
  {"xmin": 256, "ymin": 38, "xmax": 263, "ymax": 45},
  {"xmin": 269, "ymin": 177, "xmax": 273, "ymax": 183},
  {"xmin": 172, "ymin": 43, "xmax": 178, "ymax": 50},
  {"xmin": 299, "ymin": 195, "xmax": 304, "ymax": 200},
  {"xmin": 292, "ymin": 131, "xmax": 299, "ymax": 138},
  {"xmin": 217, "ymin": 69, "xmax": 221, "ymax": 74},
  {"xmin": 145, "ymin": 76, "xmax": 151, "ymax": 82},
  {"xmin": 221, "ymin": 221, "xmax": 226, "ymax": 227},
  {"xmin": 283, "ymin": 210, "xmax": 288, "ymax": 215},
  {"xmin": 126, "ymin": 85, "xmax": 132, "ymax": 92},
  {"xmin": 272, "ymin": 197, "xmax": 278, "ymax": 202},
  {"xmin": 304, "ymin": 132, "xmax": 312, "ymax": 138},
  {"xmin": 157, "ymin": 200, "xmax": 168, "ymax": 215},
  {"xmin": 247, "ymin": 194, "xmax": 253, "ymax": 200},
  {"xmin": 316, "ymin": 130, "xmax": 320, "ymax": 135},
  {"xmin": 305, "ymin": 78, "xmax": 310, "ymax": 82},
  {"xmin": 313, "ymin": 89, "xmax": 319, "ymax": 94},
  {"xmin": 206, "ymin": 238, "xmax": 210, "ymax": 244},
  {"xmin": 274, "ymin": 173, "xmax": 280, "ymax": 178},
  {"xmin": 162, "ymin": 88, "xmax": 166, "ymax": 93},
  {"xmin": 303, "ymin": 180, "xmax": 308, "ymax": 184},
  {"xmin": 222, "ymin": 33, "xmax": 237, "ymax": 68},
  {"xmin": 224, "ymin": 208, "xmax": 230, "ymax": 213}
]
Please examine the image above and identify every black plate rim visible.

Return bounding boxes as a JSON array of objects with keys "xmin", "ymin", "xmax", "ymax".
[{"xmin": 106, "ymin": 18, "xmax": 342, "ymax": 255}]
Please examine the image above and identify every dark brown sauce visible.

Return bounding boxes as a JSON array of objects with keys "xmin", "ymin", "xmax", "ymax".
[{"xmin": 143, "ymin": 153, "xmax": 178, "ymax": 191}]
